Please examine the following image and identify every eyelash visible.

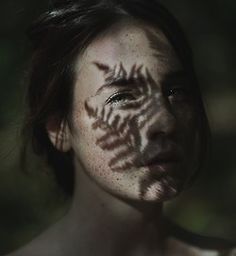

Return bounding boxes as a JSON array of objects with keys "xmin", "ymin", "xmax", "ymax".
[
  {"xmin": 105, "ymin": 86, "xmax": 191, "ymax": 106},
  {"xmin": 105, "ymin": 90, "xmax": 136, "ymax": 105},
  {"xmin": 165, "ymin": 86, "xmax": 191, "ymax": 101}
]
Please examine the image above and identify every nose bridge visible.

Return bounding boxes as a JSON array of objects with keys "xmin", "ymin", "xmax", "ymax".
[
  {"xmin": 146, "ymin": 96, "xmax": 176, "ymax": 138},
  {"xmin": 138, "ymin": 95, "xmax": 176, "ymax": 152}
]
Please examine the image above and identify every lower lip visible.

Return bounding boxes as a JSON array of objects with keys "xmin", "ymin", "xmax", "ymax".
[{"xmin": 146, "ymin": 162, "xmax": 179, "ymax": 173}]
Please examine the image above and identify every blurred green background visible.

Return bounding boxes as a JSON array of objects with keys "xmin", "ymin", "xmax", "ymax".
[{"xmin": 0, "ymin": 0, "xmax": 235, "ymax": 254}]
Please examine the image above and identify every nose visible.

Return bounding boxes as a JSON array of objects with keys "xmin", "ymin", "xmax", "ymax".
[{"xmin": 146, "ymin": 101, "xmax": 177, "ymax": 141}]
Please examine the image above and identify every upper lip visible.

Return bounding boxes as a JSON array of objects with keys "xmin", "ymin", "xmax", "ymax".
[{"xmin": 139, "ymin": 150, "xmax": 182, "ymax": 167}]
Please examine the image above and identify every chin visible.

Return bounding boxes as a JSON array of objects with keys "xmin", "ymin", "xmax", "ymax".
[
  {"xmin": 140, "ymin": 182, "xmax": 180, "ymax": 202},
  {"xmin": 111, "ymin": 181, "xmax": 182, "ymax": 206}
]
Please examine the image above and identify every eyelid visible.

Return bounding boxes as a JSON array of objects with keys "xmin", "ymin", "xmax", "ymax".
[
  {"xmin": 164, "ymin": 83, "xmax": 188, "ymax": 94},
  {"xmin": 96, "ymin": 78, "xmax": 138, "ymax": 96},
  {"xmin": 165, "ymin": 87, "xmax": 193, "ymax": 104},
  {"xmin": 105, "ymin": 89, "xmax": 135, "ymax": 105}
]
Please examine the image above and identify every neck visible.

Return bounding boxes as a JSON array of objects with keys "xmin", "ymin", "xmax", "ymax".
[{"xmin": 64, "ymin": 161, "xmax": 167, "ymax": 256}]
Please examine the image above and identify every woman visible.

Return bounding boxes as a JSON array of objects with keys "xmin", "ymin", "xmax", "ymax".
[{"xmin": 6, "ymin": 0, "xmax": 235, "ymax": 255}]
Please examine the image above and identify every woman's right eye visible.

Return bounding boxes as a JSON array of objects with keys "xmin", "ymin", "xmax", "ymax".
[{"xmin": 105, "ymin": 91, "xmax": 136, "ymax": 105}]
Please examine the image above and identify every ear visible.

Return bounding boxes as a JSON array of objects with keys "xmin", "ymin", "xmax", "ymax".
[{"xmin": 46, "ymin": 118, "xmax": 71, "ymax": 152}]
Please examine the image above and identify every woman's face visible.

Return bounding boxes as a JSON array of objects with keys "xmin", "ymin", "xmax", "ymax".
[{"xmin": 70, "ymin": 20, "xmax": 199, "ymax": 202}]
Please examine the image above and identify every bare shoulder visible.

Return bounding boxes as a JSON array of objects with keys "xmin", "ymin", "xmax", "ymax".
[
  {"xmin": 3, "ymin": 236, "xmax": 62, "ymax": 256},
  {"xmin": 3, "ymin": 220, "xmax": 67, "ymax": 256},
  {"xmin": 166, "ymin": 219, "xmax": 236, "ymax": 256},
  {"xmin": 166, "ymin": 237, "xmax": 236, "ymax": 256}
]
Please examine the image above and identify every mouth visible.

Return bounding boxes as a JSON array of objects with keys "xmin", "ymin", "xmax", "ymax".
[{"xmin": 140, "ymin": 151, "xmax": 182, "ymax": 175}]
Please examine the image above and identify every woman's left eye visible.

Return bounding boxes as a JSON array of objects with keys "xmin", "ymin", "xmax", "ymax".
[
  {"xmin": 106, "ymin": 91, "xmax": 136, "ymax": 105},
  {"xmin": 166, "ymin": 87, "xmax": 190, "ymax": 101}
]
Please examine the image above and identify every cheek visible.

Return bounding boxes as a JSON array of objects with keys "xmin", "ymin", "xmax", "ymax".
[
  {"xmin": 176, "ymin": 106, "xmax": 199, "ymax": 165},
  {"xmin": 72, "ymin": 100, "xmax": 130, "ymax": 176},
  {"xmin": 170, "ymin": 105, "xmax": 198, "ymax": 171},
  {"xmin": 71, "ymin": 103, "xmax": 143, "ymax": 196},
  {"xmin": 72, "ymin": 101, "xmax": 106, "ymax": 168},
  {"xmin": 79, "ymin": 96, "xmax": 148, "ymax": 176},
  {"xmin": 175, "ymin": 104, "xmax": 197, "ymax": 134}
]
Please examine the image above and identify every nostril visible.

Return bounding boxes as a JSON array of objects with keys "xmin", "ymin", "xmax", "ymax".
[
  {"xmin": 147, "ymin": 129, "xmax": 166, "ymax": 142},
  {"xmin": 146, "ymin": 110, "xmax": 177, "ymax": 140}
]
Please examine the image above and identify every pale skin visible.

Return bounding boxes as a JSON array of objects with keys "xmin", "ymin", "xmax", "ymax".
[{"xmin": 6, "ymin": 19, "xmax": 235, "ymax": 256}]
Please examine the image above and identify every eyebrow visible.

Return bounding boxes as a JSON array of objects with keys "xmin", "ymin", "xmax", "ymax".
[
  {"xmin": 96, "ymin": 77, "xmax": 137, "ymax": 95},
  {"xmin": 163, "ymin": 70, "xmax": 190, "ymax": 84},
  {"xmin": 93, "ymin": 59, "xmax": 189, "ymax": 95},
  {"xmin": 95, "ymin": 70, "xmax": 187, "ymax": 95}
]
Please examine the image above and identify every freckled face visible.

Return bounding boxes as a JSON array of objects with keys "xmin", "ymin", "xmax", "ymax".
[{"xmin": 71, "ymin": 20, "xmax": 198, "ymax": 202}]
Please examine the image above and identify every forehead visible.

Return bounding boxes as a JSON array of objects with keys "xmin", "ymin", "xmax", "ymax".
[
  {"xmin": 74, "ymin": 19, "xmax": 181, "ymax": 98},
  {"xmin": 82, "ymin": 21, "xmax": 167, "ymax": 64}
]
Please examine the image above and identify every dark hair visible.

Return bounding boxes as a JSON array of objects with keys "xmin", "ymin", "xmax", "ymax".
[{"xmin": 22, "ymin": 0, "xmax": 210, "ymax": 196}]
